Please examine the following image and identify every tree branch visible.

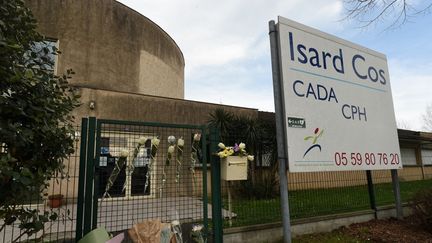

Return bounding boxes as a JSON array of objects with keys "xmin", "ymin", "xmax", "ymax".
[{"xmin": 343, "ymin": 0, "xmax": 432, "ymax": 29}]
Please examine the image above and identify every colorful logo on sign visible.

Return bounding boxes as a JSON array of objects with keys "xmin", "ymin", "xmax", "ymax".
[{"xmin": 303, "ymin": 128, "xmax": 324, "ymax": 158}]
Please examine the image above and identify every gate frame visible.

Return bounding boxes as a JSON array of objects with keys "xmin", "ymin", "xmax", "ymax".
[{"xmin": 75, "ymin": 117, "xmax": 210, "ymax": 241}]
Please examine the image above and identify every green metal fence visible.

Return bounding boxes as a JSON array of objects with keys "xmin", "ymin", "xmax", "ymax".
[
  {"xmin": 76, "ymin": 118, "xmax": 210, "ymax": 242},
  {"xmin": 217, "ymin": 169, "xmax": 432, "ymax": 230},
  {"xmin": 1, "ymin": 117, "xmax": 431, "ymax": 242},
  {"xmin": 215, "ymin": 133, "xmax": 432, "ymax": 230},
  {"xmin": 0, "ymin": 124, "xmax": 82, "ymax": 243}
]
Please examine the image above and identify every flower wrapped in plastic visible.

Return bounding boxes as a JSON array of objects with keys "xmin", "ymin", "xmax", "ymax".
[
  {"xmin": 171, "ymin": 220, "xmax": 183, "ymax": 243},
  {"xmin": 175, "ymin": 137, "xmax": 184, "ymax": 183},
  {"xmin": 102, "ymin": 149, "xmax": 128, "ymax": 198},
  {"xmin": 144, "ymin": 137, "xmax": 160, "ymax": 193},
  {"xmin": 160, "ymin": 136, "xmax": 176, "ymax": 196},
  {"xmin": 190, "ymin": 133, "xmax": 201, "ymax": 187}
]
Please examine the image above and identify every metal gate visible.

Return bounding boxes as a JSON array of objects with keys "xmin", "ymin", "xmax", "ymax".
[{"xmin": 75, "ymin": 117, "xmax": 214, "ymax": 242}]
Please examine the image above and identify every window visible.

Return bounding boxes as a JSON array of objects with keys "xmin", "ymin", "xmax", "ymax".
[
  {"xmin": 260, "ymin": 153, "xmax": 272, "ymax": 167},
  {"xmin": 421, "ymin": 149, "xmax": 432, "ymax": 165},
  {"xmin": 400, "ymin": 148, "xmax": 417, "ymax": 166},
  {"xmin": 24, "ymin": 39, "xmax": 58, "ymax": 72},
  {"xmin": 99, "ymin": 134, "xmax": 155, "ymax": 167},
  {"xmin": 99, "ymin": 136, "xmax": 127, "ymax": 166},
  {"xmin": 133, "ymin": 139, "xmax": 152, "ymax": 167}
]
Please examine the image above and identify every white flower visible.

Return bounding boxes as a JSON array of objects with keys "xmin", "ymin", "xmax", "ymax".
[
  {"xmin": 168, "ymin": 145, "xmax": 175, "ymax": 154},
  {"xmin": 218, "ymin": 143, "xmax": 225, "ymax": 149},
  {"xmin": 168, "ymin": 135, "xmax": 176, "ymax": 144},
  {"xmin": 120, "ymin": 149, "xmax": 129, "ymax": 158},
  {"xmin": 152, "ymin": 137, "xmax": 160, "ymax": 146},
  {"xmin": 192, "ymin": 224, "xmax": 203, "ymax": 232},
  {"xmin": 177, "ymin": 138, "xmax": 184, "ymax": 147},
  {"xmin": 239, "ymin": 143, "xmax": 246, "ymax": 150},
  {"xmin": 247, "ymin": 155, "xmax": 254, "ymax": 161},
  {"xmin": 138, "ymin": 136, "xmax": 148, "ymax": 145},
  {"xmin": 193, "ymin": 133, "xmax": 201, "ymax": 141},
  {"xmin": 171, "ymin": 220, "xmax": 180, "ymax": 226}
]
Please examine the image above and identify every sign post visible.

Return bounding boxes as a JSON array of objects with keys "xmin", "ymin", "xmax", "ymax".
[{"xmin": 269, "ymin": 20, "xmax": 292, "ymax": 243}]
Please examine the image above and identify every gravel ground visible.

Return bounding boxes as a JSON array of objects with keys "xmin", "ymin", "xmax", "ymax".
[{"xmin": 341, "ymin": 216, "xmax": 432, "ymax": 243}]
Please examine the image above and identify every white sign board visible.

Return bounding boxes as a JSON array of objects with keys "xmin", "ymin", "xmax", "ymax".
[{"xmin": 277, "ymin": 17, "xmax": 402, "ymax": 172}]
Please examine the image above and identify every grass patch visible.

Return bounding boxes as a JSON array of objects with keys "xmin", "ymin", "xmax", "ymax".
[
  {"xmin": 223, "ymin": 179, "xmax": 432, "ymax": 227},
  {"xmin": 292, "ymin": 230, "xmax": 368, "ymax": 243}
]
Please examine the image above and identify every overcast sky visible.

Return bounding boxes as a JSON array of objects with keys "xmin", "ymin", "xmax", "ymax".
[{"xmin": 119, "ymin": 0, "xmax": 432, "ymax": 131}]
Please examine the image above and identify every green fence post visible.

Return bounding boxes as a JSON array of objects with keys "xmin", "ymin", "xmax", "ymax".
[
  {"xmin": 201, "ymin": 126, "xmax": 209, "ymax": 240},
  {"xmin": 210, "ymin": 126, "xmax": 223, "ymax": 243},
  {"xmin": 92, "ymin": 120, "xmax": 102, "ymax": 229},
  {"xmin": 83, "ymin": 117, "xmax": 97, "ymax": 235},
  {"xmin": 76, "ymin": 118, "xmax": 88, "ymax": 241}
]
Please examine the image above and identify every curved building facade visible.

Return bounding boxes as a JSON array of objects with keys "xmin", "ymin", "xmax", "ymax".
[
  {"xmin": 23, "ymin": 0, "xmax": 259, "ymax": 204},
  {"xmin": 27, "ymin": 0, "xmax": 184, "ymax": 99}
]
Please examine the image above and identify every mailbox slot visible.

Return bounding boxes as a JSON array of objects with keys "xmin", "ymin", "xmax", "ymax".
[{"xmin": 221, "ymin": 156, "xmax": 248, "ymax": 181}]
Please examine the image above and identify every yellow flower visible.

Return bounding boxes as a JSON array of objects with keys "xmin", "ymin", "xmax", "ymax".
[
  {"xmin": 223, "ymin": 150, "xmax": 230, "ymax": 157},
  {"xmin": 218, "ymin": 151, "xmax": 225, "ymax": 158},
  {"xmin": 228, "ymin": 149, "xmax": 234, "ymax": 155}
]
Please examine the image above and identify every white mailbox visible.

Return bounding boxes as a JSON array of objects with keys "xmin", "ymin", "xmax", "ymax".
[{"xmin": 221, "ymin": 156, "xmax": 248, "ymax": 181}]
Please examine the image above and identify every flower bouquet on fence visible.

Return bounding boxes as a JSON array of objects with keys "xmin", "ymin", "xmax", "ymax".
[
  {"xmin": 216, "ymin": 142, "xmax": 254, "ymax": 162},
  {"xmin": 216, "ymin": 142, "xmax": 254, "ymax": 181},
  {"xmin": 190, "ymin": 133, "xmax": 201, "ymax": 190},
  {"xmin": 102, "ymin": 136, "xmax": 159, "ymax": 199}
]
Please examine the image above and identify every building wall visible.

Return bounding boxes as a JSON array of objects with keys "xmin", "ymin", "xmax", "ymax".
[
  {"xmin": 26, "ymin": 0, "xmax": 185, "ymax": 99},
  {"xmin": 48, "ymin": 87, "xmax": 258, "ymax": 199},
  {"xmin": 74, "ymin": 87, "xmax": 258, "ymax": 125}
]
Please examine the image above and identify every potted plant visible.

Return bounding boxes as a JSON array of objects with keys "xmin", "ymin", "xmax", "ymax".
[{"xmin": 48, "ymin": 194, "xmax": 64, "ymax": 208}]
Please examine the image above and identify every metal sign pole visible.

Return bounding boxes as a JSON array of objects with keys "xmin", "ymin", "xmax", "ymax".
[
  {"xmin": 366, "ymin": 170, "xmax": 377, "ymax": 219},
  {"xmin": 269, "ymin": 20, "xmax": 292, "ymax": 243},
  {"xmin": 391, "ymin": 169, "xmax": 403, "ymax": 219}
]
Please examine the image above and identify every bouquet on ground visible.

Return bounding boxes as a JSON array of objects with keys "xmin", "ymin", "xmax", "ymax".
[{"xmin": 216, "ymin": 142, "xmax": 254, "ymax": 162}]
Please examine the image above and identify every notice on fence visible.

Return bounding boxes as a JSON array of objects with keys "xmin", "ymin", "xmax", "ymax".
[{"xmin": 277, "ymin": 17, "xmax": 402, "ymax": 172}]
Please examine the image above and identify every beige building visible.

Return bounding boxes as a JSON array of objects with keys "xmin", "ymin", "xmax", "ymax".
[
  {"xmin": 26, "ymin": 0, "xmax": 257, "ymax": 201},
  {"xmin": 28, "ymin": 0, "xmax": 184, "ymax": 99},
  {"xmin": 26, "ymin": 0, "xmax": 432, "ymax": 199},
  {"xmin": 27, "ymin": 0, "xmax": 257, "ymax": 123}
]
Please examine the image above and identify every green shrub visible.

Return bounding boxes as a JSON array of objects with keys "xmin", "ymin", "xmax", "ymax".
[{"xmin": 0, "ymin": 0, "xmax": 79, "ymax": 239}]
